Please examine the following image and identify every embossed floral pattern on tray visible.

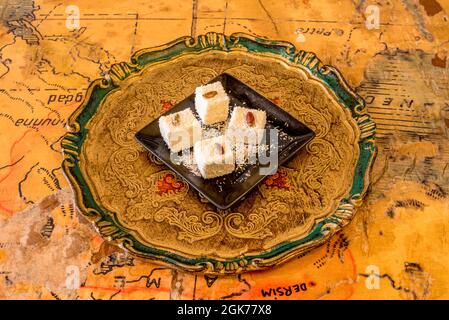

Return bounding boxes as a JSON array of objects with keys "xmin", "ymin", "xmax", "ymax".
[{"xmin": 62, "ymin": 33, "xmax": 376, "ymax": 275}]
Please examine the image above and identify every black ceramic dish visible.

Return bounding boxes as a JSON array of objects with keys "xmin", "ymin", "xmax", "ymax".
[{"xmin": 135, "ymin": 73, "xmax": 315, "ymax": 209}]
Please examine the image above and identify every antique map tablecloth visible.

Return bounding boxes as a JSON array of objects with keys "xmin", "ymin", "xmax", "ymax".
[{"xmin": 0, "ymin": 0, "xmax": 448, "ymax": 299}]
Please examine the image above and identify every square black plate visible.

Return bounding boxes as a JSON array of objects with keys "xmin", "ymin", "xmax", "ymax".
[{"xmin": 135, "ymin": 73, "xmax": 315, "ymax": 210}]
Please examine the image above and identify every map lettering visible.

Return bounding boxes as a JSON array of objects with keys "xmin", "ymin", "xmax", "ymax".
[
  {"xmin": 15, "ymin": 118, "xmax": 66, "ymax": 127},
  {"xmin": 48, "ymin": 92, "xmax": 83, "ymax": 105},
  {"xmin": 261, "ymin": 282, "xmax": 308, "ymax": 298}
]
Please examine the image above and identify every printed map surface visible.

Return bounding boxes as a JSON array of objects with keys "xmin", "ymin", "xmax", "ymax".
[{"xmin": 0, "ymin": 0, "xmax": 448, "ymax": 299}]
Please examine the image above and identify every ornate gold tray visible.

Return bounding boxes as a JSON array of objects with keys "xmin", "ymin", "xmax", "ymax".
[{"xmin": 62, "ymin": 33, "xmax": 376, "ymax": 275}]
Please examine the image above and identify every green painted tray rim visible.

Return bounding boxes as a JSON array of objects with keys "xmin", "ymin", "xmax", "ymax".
[{"xmin": 61, "ymin": 32, "xmax": 377, "ymax": 275}]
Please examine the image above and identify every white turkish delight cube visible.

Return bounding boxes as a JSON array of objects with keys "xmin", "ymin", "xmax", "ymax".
[
  {"xmin": 193, "ymin": 135, "xmax": 235, "ymax": 179},
  {"xmin": 227, "ymin": 107, "xmax": 267, "ymax": 145},
  {"xmin": 194, "ymin": 81, "xmax": 230, "ymax": 125},
  {"xmin": 158, "ymin": 108, "xmax": 202, "ymax": 153}
]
